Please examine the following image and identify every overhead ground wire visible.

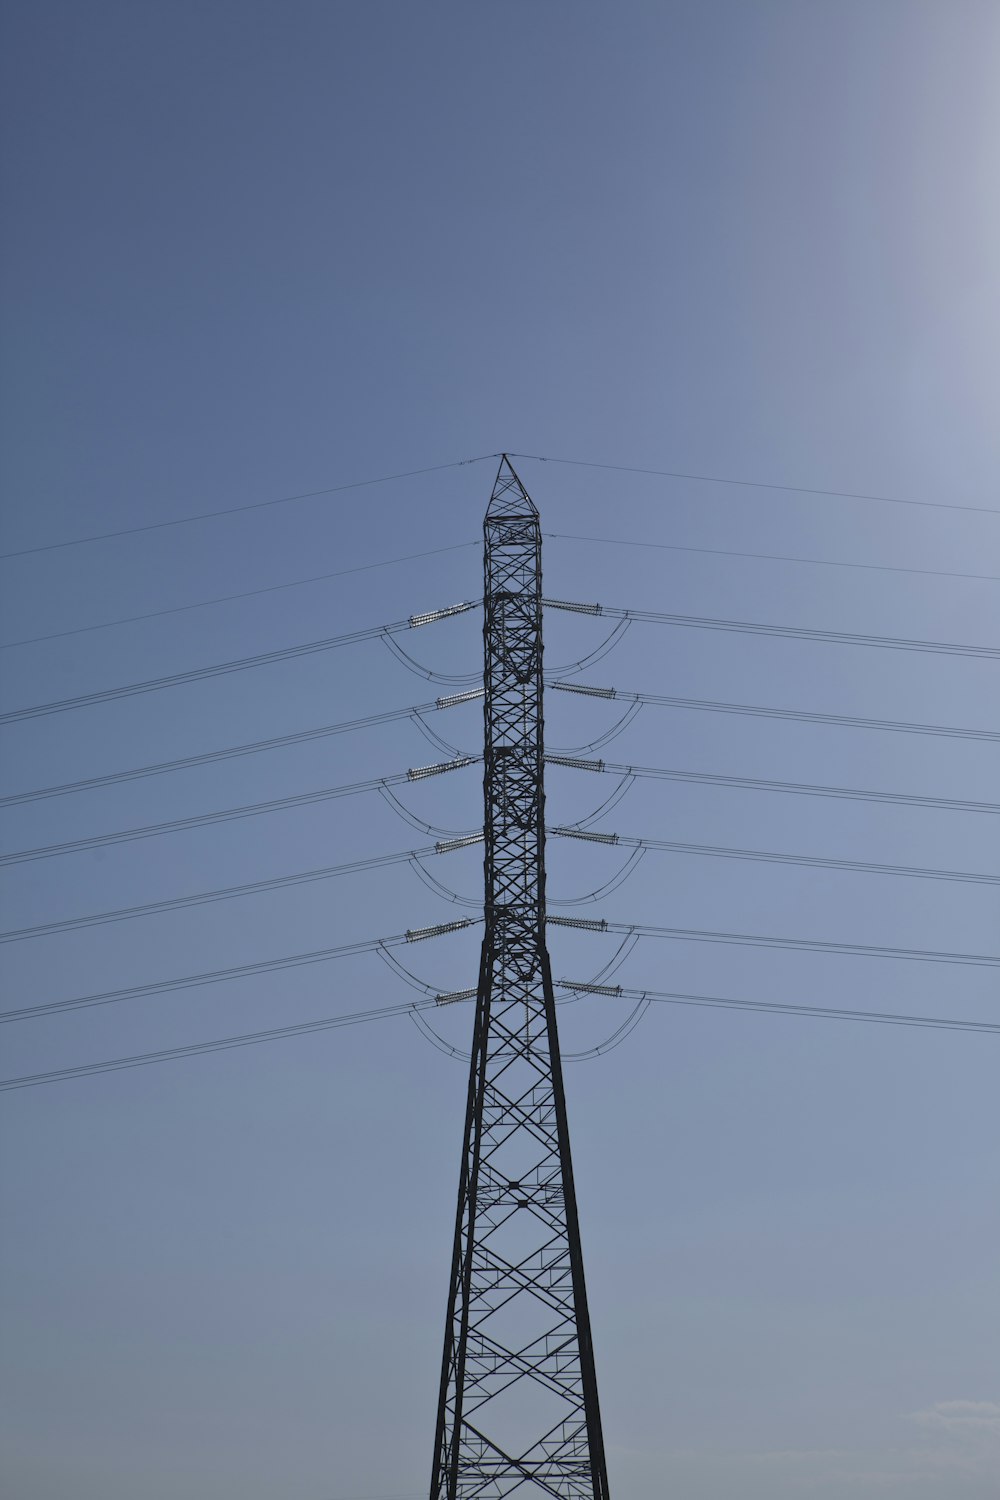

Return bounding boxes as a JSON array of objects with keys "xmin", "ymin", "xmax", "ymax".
[
  {"xmin": 0, "ymin": 455, "xmax": 499, "ymax": 560},
  {"xmin": 5, "ymin": 519, "xmax": 988, "ymax": 653},
  {"xmin": 510, "ymin": 451, "xmax": 1000, "ymax": 516},
  {"xmin": 545, "ymin": 531, "xmax": 1000, "ymax": 585},
  {"xmin": 0, "ymin": 541, "xmax": 480, "ymax": 651},
  {"xmin": 8, "ymin": 445, "xmax": 994, "ymax": 566}
]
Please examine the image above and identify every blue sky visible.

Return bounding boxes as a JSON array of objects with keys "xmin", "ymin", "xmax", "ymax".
[{"xmin": 1, "ymin": 3, "xmax": 998, "ymax": 1497}]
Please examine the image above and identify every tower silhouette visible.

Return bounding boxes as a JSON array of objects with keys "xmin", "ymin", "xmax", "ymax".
[{"xmin": 429, "ymin": 457, "xmax": 610, "ymax": 1498}]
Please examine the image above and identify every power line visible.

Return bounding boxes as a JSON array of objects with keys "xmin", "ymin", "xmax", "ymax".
[
  {"xmin": 550, "ymin": 827, "xmax": 1000, "ymax": 887},
  {"xmin": 6, "ymin": 518, "xmax": 992, "ymax": 651},
  {"xmin": 7, "ymin": 445, "xmax": 991, "ymax": 567},
  {"xmin": 0, "ymin": 839, "xmax": 483, "ymax": 944},
  {"xmin": 545, "ymin": 530, "xmax": 1000, "ymax": 585},
  {"xmin": 510, "ymin": 451, "xmax": 1000, "ymax": 516},
  {"xmin": 0, "ymin": 604, "xmax": 476, "ymax": 725},
  {"xmin": 544, "ymin": 598, "xmax": 1000, "ymax": 660},
  {"xmin": 386, "ymin": 616, "xmax": 630, "ymax": 687},
  {"xmin": 0, "ymin": 757, "xmax": 479, "ymax": 866},
  {"xmin": 560, "ymin": 982, "xmax": 1000, "ymax": 1036},
  {"xmin": 0, "ymin": 541, "xmax": 480, "ymax": 651},
  {"xmin": 0, "ymin": 455, "xmax": 498, "ymax": 560},
  {"xmin": 5, "ymin": 590, "xmax": 988, "ymax": 728},
  {"xmin": 0, "ymin": 690, "xmax": 484, "ymax": 807},
  {"xmin": 28, "ymin": 813, "xmax": 982, "ymax": 949},
  {"xmin": 0, "ymin": 919, "xmax": 478, "ymax": 1026},
  {"xmin": 552, "ymin": 680, "xmax": 999, "ymax": 743},
  {"xmin": 0, "ymin": 996, "xmax": 440, "ymax": 1091},
  {"xmin": 547, "ymin": 754, "xmax": 1000, "ymax": 816},
  {"xmin": 5, "ymin": 973, "xmax": 997, "ymax": 1095},
  {"xmin": 550, "ymin": 915, "xmax": 1000, "ymax": 968}
]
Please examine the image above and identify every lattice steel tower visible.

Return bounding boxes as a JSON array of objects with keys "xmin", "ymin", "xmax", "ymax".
[{"xmin": 429, "ymin": 458, "xmax": 610, "ymax": 1498}]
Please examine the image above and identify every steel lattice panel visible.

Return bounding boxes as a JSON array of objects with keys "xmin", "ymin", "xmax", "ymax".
[{"xmin": 429, "ymin": 459, "xmax": 610, "ymax": 1500}]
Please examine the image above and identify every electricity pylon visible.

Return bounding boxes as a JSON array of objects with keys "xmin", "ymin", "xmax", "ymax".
[{"xmin": 429, "ymin": 457, "xmax": 610, "ymax": 1498}]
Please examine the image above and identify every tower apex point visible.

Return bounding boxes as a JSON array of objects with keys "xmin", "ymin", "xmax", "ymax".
[{"xmin": 486, "ymin": 454, "xmax": 538, "ymax": 517}]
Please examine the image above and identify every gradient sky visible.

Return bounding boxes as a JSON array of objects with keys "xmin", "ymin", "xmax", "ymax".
[{"xmin": 1, "ymin": 3, "xmax": 999, "ymax": 1498}]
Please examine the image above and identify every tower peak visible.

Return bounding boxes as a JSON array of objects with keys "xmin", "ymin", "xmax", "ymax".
[{"xmin": 485, "ymin": 454, "xmax": 538, "ymax": 518}]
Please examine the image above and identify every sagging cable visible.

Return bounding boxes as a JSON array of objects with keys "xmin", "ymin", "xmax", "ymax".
[
  {"xmin": 375, "ymin": 943, "xmax": 477, "ymax": 1005},
  {"xmin": 377, "ymin": 945, "xmax": 441, "ymax": 997},
  {"xmin": 415, "ymin": 940, "xmax": 643, "ymax": 1066},
  {"xmin": 389, "ymin": 619, "xmax": 630, "ymax": 688},
  {"xmin": 543, "ymin": 619, "xmax": 632, "ymax": 679},
  {"xmin": 554, "ymin": 774, "xmax": 637, "ymax": 832},
  {"xmin": 410, "ymin": 1009, "xmax": 468, "ymax": 1059},
  {"xmin": 377, "ymin": 783, "xmax": 474, "ymax": 839},
  {"xmin": 409, "ymin": 857, "xmax": 482, "ymax": 908},
  {"xmin": 563, "ymin": 996, "xmax": 651, "ymax": 1062},
  {"xmin": 410, "ymin": 713, "xmax": 470, "ymax": 760},
  {"xmin": 549, "ymin": 847, "xmax": 647, "ymax": 907},
  {"xmin": 383, "ymin": 633, "xmax": 482, "ymax": 684},
  {"xmin": 548, "ymin": 701, "xmax": 643, "ymax": 756},
  {"xmin": 583, "ymin": 932, "xmax": 641, "ymax": 987}
]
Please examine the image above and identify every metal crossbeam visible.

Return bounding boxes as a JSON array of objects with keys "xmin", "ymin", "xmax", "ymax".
[{"xmin": 429, "ymin": 457, "xmax": 610, "ymax": 1498}]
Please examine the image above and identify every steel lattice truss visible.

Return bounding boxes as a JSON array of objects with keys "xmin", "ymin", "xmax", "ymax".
[{"xmin": 430, "ymin": 459, "xmax": 610, "ymax": 1499}]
